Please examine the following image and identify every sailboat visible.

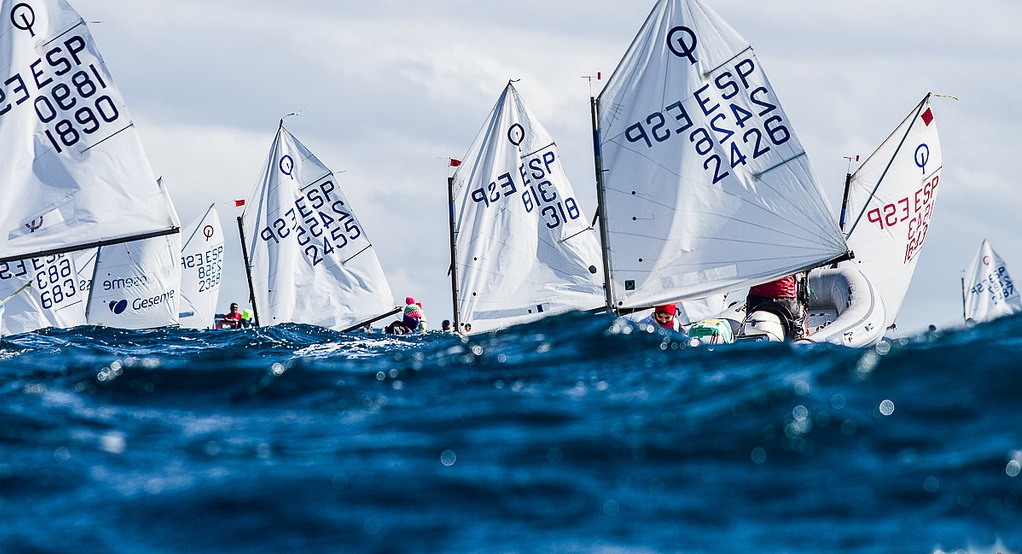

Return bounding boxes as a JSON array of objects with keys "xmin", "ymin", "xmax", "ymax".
[
  {"xmin": 809, "ymin": 94, "xmax": 943, "ymax": 345},
  {"xmin": 592, "ymin": 0, "xmax": 851, "ymax": 339},
  {"xmin": 0, "ymin": 0, "xmax": 179, "ymax": 337},
  {"xmin": 178, "ymin": 204, "xmax": 225, "ymax": 329},
  {"xmin": 239, "ymin": 121, "xmax": 398, "ymax": 331},
  {"xmin": 448, "ymin": 81, "xmax": 606, "ymax": 334},
  {"xmin": 84, "ymin": 181, "xmax": 182, "ymax": 329},
  {"xmin": 962, "ymin": 239, "xmax": 1022, "ymax": 325}
]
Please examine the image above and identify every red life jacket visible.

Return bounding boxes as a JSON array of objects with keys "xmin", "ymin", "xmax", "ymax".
[{"xmin": 749, "ymin": 276, "xmax": 797, "ymax": 299}]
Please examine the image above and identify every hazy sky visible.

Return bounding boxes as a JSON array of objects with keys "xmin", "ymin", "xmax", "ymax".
[{"xmin": 72, "ymin": 0, "xmax": 1022, "ymax": 335}]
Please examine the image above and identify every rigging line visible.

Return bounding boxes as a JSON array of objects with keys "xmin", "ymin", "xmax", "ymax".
[
  {"xmin": 561, "ymin": 227, "xmax": 594, "ymax": 243},
  {"xmin": 81, "ymin": 123, "xmax": 135, "ymax": 152},
  {"xmin": 181, "ymin": 203, "xmax": 216, "ymax": 247},
  {"xmin": 341, "ymin": 245, "xmax": 372, "ymax": 265},
  {"xmin": 845, "ymin": 96, "xmax": 930, "ymax": 238},
  {"xmin": 702, "ymin": 46, "xmax": 754, "ymax": 77},
  {"xmin": 43, "ymin": 20, "xmax": 87, "ymax": 48},
  {"xmin": 751, "ymin": 152, "xmax": 807, "ymax": 180},
  {"xmin": 0, "ymin": 281, "xmax": 33, "ymax": 307},
  {"xmin": 518, "ymin": 142, "xmax": 557, "ymax": 159}
]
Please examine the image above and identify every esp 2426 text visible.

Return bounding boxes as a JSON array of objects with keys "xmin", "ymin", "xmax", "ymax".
[
  {"xmin": 620, "ymin": 57, "xmax": 791, "ymax": 185},
  {"xmin": 470, "ymin": 148, "xmax": 581, "ymax": 229},
  {"xmin": 259, "ymin": 180, "xmax": 362, "ymax": 267}
]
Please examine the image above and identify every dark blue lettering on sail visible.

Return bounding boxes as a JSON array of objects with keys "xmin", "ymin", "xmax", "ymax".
[
  {"xmin": 0, "ymin": 31, "xmax": 124, "ymax": 154},
  {"xmin": 258, "ymin": 181, "xmax": 364, "ymax": 267}
]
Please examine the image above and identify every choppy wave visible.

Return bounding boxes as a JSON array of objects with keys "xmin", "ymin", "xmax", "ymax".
[{"xmin": 2, "ymin": 312, "xmax": 1021, "ymax": 553}]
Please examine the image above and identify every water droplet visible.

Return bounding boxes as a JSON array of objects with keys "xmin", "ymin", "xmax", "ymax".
[{"xmin": 441, "ymin": 449, "xmax": 457, "ymax": 467}]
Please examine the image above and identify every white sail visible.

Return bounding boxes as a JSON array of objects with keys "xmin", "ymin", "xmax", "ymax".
[
  {"xmin": 241, "ymin": 123, "xmax": 396, "ymax": 330},
  {"xmin": 85, "ymin": 182, "xmax": 181, "ymax": 329},
  {"xmin": 85, "ymin": 233, "xmax": 181, "ymax": 329},
  {"xmin": 963, "ymin": 240, "xmax": 1022, "ymax": 324},
  {"xmin": 595, "ymin": 0, "xmax": 848, "ymax": 311},
  {"xmin": 451, "ymin": 82, "xmax": 605, "ymax": 333},
  {"xmin": 178, "ymin": 204, "xmax": 225, "ymax": 329},
  {"xmin": 75, "ymin": 248, "xmax": 97, "ymax": 299},
  {"xmin": 0, "ymin": 253, "xmax": 87, "ymax": 335},
  {"xmin": 841, "ymin": 95, "xmax": 941, "ymax": 329},
  {"xmin": 0, "ymin": 0, "xmax": 179, "ymax": 263}
]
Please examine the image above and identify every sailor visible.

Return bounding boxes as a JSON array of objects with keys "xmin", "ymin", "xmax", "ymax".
[
  {"xmin": 218, "ymin": 302, "xmax": 243, "ymax": 329},
  {"xmin": 640, "ymin": 303, "xmax": 683, "ymax": 333},
  {"xmin": 402, "ymin": 296, "xmax": 427, "ymax": 333},
  {"xmin": 745, "ymin": 273, "xmax": 809, "ymax": 340}
]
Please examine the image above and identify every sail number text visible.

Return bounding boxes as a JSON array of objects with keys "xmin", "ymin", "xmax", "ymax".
[
  {"xmin": 259, "ymin": 180, "xmax": 363, "ymax": 267},
  {"xmin": 0, "ymin": 255, "xmax": 79, "ymax": 310},
  {"xmin": 182, "ymin": 245, "xmax": 224, "ymax": 293},
  {"xmin": 470, "ymin": 148, "xmax": 582, "ymax": 230},
  {"xmin": 969, "ymin": 265, "xmax": 1015, "ymax": 305},
  {"xmin": 621, "ymin": 57, "xmax": 791, "ymax": 184},
  {"xmin": 862, "ymin": 174, "xmax": 939, "ymax": 263},
  {"xmin": 0, "ymin": 33, "xmax": 123, "ymax": 154}
]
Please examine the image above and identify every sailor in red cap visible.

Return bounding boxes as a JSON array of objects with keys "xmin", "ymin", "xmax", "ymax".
[{"xmin": 641, "ymin": 303, "xmax": 682, "ymax": 332}]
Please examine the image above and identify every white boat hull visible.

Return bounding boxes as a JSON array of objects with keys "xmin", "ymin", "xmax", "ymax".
[{"xmin": 805, "ymin": 266, "xmax": 886, "ymax": 347}]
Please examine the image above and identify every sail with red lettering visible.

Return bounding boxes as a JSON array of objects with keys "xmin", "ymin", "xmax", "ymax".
[
  {"xmin": 240, "ymin": 122, "xmax": 397, "ymax": 330},
  {"xmin": 594, "ymin": 0, "xmax": 848, "ymax": 311},
  {"xmin": 962, "ymin": 240, "xmax": 1021, "ymax": 325},
  {"xmin": 840, "ymin": 94, "xmax": 942, "ymax": 329},
  {"xmin": 0, "ymin": 0, "xmax": 179, "ymax": 264},
  {"xmin": 450, "ymin": 82, "xmax": 605, "ymax": 334},
  {"xmin": 178, "ymin": 204, "xmax": 224, "ymax": 330}
]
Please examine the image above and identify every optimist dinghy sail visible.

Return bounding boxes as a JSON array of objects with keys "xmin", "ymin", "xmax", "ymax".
[
  {"xmin": 0, "ymin": 253, "xmax": 87, "ymax": 335},
  {"xmin": 0, "ymin": 0, "xmax": 179, "ymax": 338},
  {"xmin": 0, "ymin": 0, "xmax": 179, "ymax": 264},
  {"xmin": 840, "ymin": 94, "xmax": 943, "ymax": 330},
  {"xmin": 178, "ymin": 204, "xmax": 224, "ymax": 329},
  {"xmin": 449, "ymin": 82, "xmax": 605, "ymax": 334},
  {"xmin": 240, "ymin": 122, "xmax": 397, "ymax": 331},
  {"xmin": 85, "ymin": 233, "xmax": 181, "ymax": 328},
  {"xmin": 84, "ymin": 182, "xmax": 182, "ymax": 329},
  {"xmin": 592, "ymin": 0, "xmax": 849, "ymax": 312},
  {"xmin": 963, "ymin": 239, "xmax": 1022, "ymax": 324}
]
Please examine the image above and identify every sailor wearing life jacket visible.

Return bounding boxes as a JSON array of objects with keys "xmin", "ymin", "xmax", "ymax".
[
  {"xmin": 745, "ymin": 273, "xmax": 809, "ymax": 340},
  {"xmin": 641, "ymin": 303, "xmax": 683, "ymax": 333}
]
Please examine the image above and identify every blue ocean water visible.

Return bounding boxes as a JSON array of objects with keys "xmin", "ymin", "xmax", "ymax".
[{"xmin": 1, "ymin": 312, "xmax": 1021, "ymax": 554}]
